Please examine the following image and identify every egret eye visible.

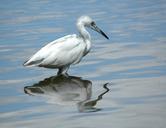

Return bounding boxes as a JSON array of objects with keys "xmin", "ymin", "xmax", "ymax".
[{"xmin": 91, "ymin": 21, "xmax": 95, "ymax": 26}]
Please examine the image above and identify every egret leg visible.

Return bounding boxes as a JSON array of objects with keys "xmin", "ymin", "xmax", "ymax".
[{"xmin": 57, "ymin": 66, "xmax": 70, "ymax": 76}]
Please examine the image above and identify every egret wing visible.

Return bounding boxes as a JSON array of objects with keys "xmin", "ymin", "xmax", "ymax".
[
  {"xmin": 40, "ymin": 35, "xmax": 85, "ymax": 67},
  {"xmin": 23, "ymin": 34, "xmax": 84, "ymax": 67}
]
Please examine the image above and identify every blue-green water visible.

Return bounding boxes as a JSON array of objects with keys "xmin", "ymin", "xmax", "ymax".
[{"xmin": 0, "ymin": 0, "xmax": 166, "ymax": 128}]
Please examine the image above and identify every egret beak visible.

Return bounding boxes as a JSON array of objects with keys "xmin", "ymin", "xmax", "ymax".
[{"xmin": 90, "ymin": 23, "xmax": 109, "ymax": 40}]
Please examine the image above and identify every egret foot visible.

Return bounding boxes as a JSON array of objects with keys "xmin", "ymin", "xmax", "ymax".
[{"xmin": 57, "ymin": 66, "xmax": 70, "ymax": 76}]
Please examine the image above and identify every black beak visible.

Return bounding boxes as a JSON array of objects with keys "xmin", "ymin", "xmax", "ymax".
[{"xmin": 90, "ymin": 23, "xmax": 109, "ymax": 40}]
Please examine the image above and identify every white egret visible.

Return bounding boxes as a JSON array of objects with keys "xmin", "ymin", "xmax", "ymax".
[{"xmin": 23, "ymin": 15, "xmax": 109, "ymax": 75}]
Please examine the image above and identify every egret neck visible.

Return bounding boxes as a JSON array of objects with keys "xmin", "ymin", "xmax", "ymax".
[{"xmin": 77, "ymin": 22, "xmax": 91, "ymax": 54}]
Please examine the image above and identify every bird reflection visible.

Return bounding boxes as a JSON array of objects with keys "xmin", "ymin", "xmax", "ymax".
[
  {"xmin": 24, "ymin": 75, "xmax": 110, "ymax": 112},
  {"xmin": 78, "ymin": 83, "xmax": 110, "ymax": 112}
]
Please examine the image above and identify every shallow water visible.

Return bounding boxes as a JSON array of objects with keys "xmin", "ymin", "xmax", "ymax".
[{"xmin": 0, "ymin": 0, "xmax": 166, "ymax": 128}]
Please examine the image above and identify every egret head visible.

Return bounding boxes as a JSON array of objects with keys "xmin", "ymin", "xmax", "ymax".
[{"xmin": 77, "ymin": 16, "xmax": 109, "ymax": 39}]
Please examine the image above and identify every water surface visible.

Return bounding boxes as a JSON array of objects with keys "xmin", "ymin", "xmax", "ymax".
[{"xmin": 0, "ymin": 0, "xmax": 166, "ymax": 128}]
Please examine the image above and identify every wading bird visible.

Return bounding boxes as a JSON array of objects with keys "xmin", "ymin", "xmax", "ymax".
[{"xmin": 23, "ymin": 15, "xmax": 109, "ymax": 75}]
